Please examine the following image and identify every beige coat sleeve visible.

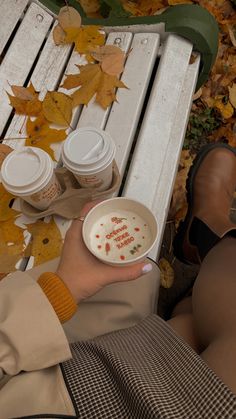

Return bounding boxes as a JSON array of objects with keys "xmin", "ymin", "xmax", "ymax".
[
  {"xmin": 0, "ymin": 271, "xmax": 72, "ymax": 376},
  {"xmin": 0, "ymin": 272, "xmax": 75, "ymax": 418}
]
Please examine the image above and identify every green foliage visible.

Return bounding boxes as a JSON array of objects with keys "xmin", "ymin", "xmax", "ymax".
[{"xmin": 184, "ymin": 106, "xmax": 221, "ymax": 153}]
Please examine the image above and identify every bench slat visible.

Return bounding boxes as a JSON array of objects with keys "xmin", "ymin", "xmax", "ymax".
[
  {"xmin": 5, "ymin": 21, "xmax": 72, "ymax": 149},
  {"xmin": 123, "ymin": 35, "xmax": 195, "ymax": 257},
  {"xmin": 105, "ymin": 33, "xmax": 160, "ymax": 179},
  {"xmin": 0, "ymin": 2, "xmax": 53, "ymax": 136},
  {"xmin": 149, "ymin": 55, "xmax": 200, "ymax": 259},
  {"xmin": 77, "ymin": 32, "xmax": 133, "ymax": 130},
  {"xmin": 0, "ymin": 0, "xmax": 29, "ymax": 55}
]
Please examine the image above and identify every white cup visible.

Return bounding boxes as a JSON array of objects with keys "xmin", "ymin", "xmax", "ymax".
[
  {"xmin": 61, "ymin": 127, "xmax": 116, "ymax": 192},
  {"xmin": 1, "ymin": 147, "xmax": 62, "ymax": 210},
  {"xmin": 82, "ymin": 197, "xmax": 158, "ymax": 266}
]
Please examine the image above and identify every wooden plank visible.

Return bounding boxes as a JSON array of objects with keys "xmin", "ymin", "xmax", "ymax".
[
  {"xmin": 5, "ymin": 21, "xmax": 73, "ymax": 149},
  {"xmin": 0, "ymin": 0, "xmax": 29, "ymax": 55},
  {"xmin": 149, "ymin": 55, "xmax": 200, "ymax": 259},
  {"xmin": 122, "ymin": 35, "xmax": 195, "ymax": 259},
  {"xmin": 77, "ymin": 32, "xmax": 133, "ymax": 129},
  {"xmin": 0, "ymin": 2, "xmax": 53, "ymax": 136},
  {"xmin": 105, "ymin": 33, "xmax": 160, "ymax": 179}
]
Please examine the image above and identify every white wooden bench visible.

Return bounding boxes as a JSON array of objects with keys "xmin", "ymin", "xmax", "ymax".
[{"xmin": 0, "ymin": 0, "xmax": 218, "ymax": 268}]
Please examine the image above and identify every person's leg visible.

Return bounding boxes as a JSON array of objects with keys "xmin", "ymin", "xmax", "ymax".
[
  {"xmin": 191, "ymin": 236, "xmax": 236, "ymax": 395},
  {"xmin": 168, "ymin": 296, "xmax": 203, "ymax": 353}
]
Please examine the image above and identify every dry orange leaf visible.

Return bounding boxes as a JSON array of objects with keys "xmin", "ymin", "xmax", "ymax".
[
  {"xmin": 58, "ymin": 6, "xmax": 81, "ymax": 30},
  {"xmin": 53, "ymin": 24, "xmax": 66, "ymax": 45},
  {"xmin": 0, "ymin": 144, "xmax": 13, "ymax": 168},
  {"xmin": 25, "ymin": 114, "xmax": 67, "ymax": 160},
  {"xmin": 70, "ymin": 63, "xmax": 127, "ymax": 109},
  {"xmin": 159, "ymin": 258, "xmax": 175, "ymax": 289},
  {"xmin": 62, "ymin": 63, "xmax": 101, "ymax": 90},
  {"xmin": 0, "ymin": 184, "xmax": 19, "ymax": 222},
  {"xmin": 42, "ymin": 91, "xmax": 73, "ymax": 127},
  {"xmin": 8, "ymin": 83, "xmax": 42, "ymax": 116},
  {"xmin": 27, "ymin": 219, "xmax": 62, "ymax": 266},
  {"xmin": 101, "ymin": 50, "xmax": 126, "ymax": 77},
  {"xmin": 0, "ymin": 219, "xmax": 25, "ymax": 273}
]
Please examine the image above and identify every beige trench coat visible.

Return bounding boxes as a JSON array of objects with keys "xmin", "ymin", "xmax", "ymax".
[{"xmin": 0, "ymin": 258, "xmax": 160, "ymax": 418}]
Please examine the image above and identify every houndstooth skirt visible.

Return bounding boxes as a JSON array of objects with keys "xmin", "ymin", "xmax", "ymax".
[{"xmin": 61, "ymin": 315, "xmax": 236, "ymax": 418}]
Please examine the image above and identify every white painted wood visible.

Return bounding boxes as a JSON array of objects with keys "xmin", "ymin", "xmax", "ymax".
[
  {"xmin": 105, "ymin": 33, "xmax": 160, "ymax": 179},
  {"xmin": 123, "ymin": 37, "xmax": 199, "ymax": 260},
  {"xmin": 0, "ymin": 2, "xmax": 53, "ymax": 136},
  {"xmin": 77, "ymin": 32, "xmax": 133, "ymax": 129},
  {"xmin": 4, "ymin": 21, "xmax": 73, "ymax": 149},
  {"xmin": 149, "ymin": 55, "xmax": 200, "ymax": 260},
  {"xmin": 0, "ymin": 0, "xmax": 29, "ymax": 55}
]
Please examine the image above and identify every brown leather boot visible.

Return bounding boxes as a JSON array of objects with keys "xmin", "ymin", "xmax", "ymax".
[{"xmin": 173, "ymin": 143, "xmax": 236, "ymax": 264}]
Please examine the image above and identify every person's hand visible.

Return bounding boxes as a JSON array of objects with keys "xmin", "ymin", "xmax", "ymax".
[{"xmin": 56, "ymin": 202, "xmax": 153, "ymax": 303}]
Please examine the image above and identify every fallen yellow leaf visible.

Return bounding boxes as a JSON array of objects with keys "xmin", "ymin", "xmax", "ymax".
[
  {"xmin": 0, "ymin": 219, "xmax": 25, "ymax": 273},
  {"xmin": 7, "ymin": 83, "xmax": 42, "ymax": 116},
  {"xmin": 228, "ymin": 83, "xmax": 236, "ymax": 109},
  {"xmin": 26, "ymin": 114, "xmax": 67, "ymax": 160},
  {"xmin": 0, "ymin": 184, "xmax": 19, "ymax": 222},
  {"xmin": 96, "ymin": 72, "xmax": 127, "ymax": 109},
  {"xmin": 75, "ymin": 26, "xmax": 105, "ymax": 59},
  {"xmin": 27, "ymin": 219, "xmax": 63, "ymax": 266},
  {"xmin": 214, "ymin": 97, "xmax": 234, "ymax": 119},
  {"xmin": 42, "ymin": 91, "xmax": 73, "ymax": 126},
  {"xmin": 0, "ymin": 144, "xmax": 13, "ymax": 168},
  {"xmin": 159, "ymin": 258, "xmax": 175, "ymax": 289}
]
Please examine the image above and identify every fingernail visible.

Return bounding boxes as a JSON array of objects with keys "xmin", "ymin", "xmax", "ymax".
[{"xmin": 142, "ymin": 263, "xmax": 153, "ymax": 274}]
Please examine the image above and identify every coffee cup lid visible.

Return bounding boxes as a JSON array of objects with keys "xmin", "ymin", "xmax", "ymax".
[
  {"xmin": 63, "ymin": 127, "xmax": 109, "ymax": 166},
  {"xmin": 1, "ymin": 147, "xmax": 53, "ymax": 195}
]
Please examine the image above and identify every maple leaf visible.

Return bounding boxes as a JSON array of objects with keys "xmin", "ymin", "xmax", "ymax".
[
  {"xmin": 65, "ymin": 63, "xmax": 127, "ymax": 109},
  {"xmin": 7, "ymin": 82, "xmax": 42, "ymax": 116},
  {"xmin": 25, "ymin": 114, "xmax": 67, "ymax": 160},
  {"xmin": 0, "ymin": 219, "xmax": 25, "ymax": 273},
  {"xmin": 42, "ymin": 91, "xmax": 73, "ymax": 127},
  {"xmin": 75, "ymin": 26, "xmax": 105, "ymax": 60},
  {"xmin": 27, "ymin": 219, "xmax": 62, "ymax": 266},
  {"xmin": 0, "ymin": 144, "xmax": 13, "ymax": 168},
  {"xmin": 0, "ymin": 184, "xmax": 19, "ymax": 222}
]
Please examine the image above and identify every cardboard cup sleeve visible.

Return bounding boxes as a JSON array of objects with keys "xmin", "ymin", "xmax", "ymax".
[{"xmin": 20, "ymin": 161, "xmax": 121, "ymax": 219}]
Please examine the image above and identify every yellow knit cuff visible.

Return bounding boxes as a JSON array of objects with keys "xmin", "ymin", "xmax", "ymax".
[{"xmin": 37, "ymin": 272, "xmax": 77, "ymax": 324}]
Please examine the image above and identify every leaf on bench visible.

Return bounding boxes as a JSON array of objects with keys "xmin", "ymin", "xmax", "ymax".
[
  {"xmin": 25, "ymin": 115, "xmax": 67, "ymax": 160},
  {"xmin": 42, "ymin": 91, "xmax": 73, "ymax": 127},
  {"xmin": 7, "ymin": 83, "xmax": 42, "ymax": 116},
  {"xmin": 26, "ymin": 219, "xmax": 63, "ymax": 266}
]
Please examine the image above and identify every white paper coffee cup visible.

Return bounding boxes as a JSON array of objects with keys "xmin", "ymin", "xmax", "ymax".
[
  {"xmin": 1, "ymin": 147, "xmax": 62, "ymax": 210},
  {"xmin": 82, "ymin": 198, "xmax": 158, "ymax": 266},
  {"xmin": 61, "ymin": 127, "xmax": 116, "ymax": 192}
]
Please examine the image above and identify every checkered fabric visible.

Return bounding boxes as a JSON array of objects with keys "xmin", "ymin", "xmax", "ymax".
[{"xmin": 61, "ymin": 315, "xmax": 236, "ymax": 418}]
